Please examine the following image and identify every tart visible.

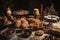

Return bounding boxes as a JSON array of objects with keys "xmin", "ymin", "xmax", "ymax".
[{"xmin": 35, "ymin": 30, "xmax": 44, "ymax": 36}]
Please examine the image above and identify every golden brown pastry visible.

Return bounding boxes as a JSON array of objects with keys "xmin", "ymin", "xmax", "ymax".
[
  {"xmin": 49, "ymin": 27, "xmax": 60, "ymax": 35},
  {"xmin": 35, "ymin": 30, "xmax": 44, "ymax": 36},
  {"xmin": 21, "ymin": 17, "xmax": 29, "ymax": 28},
  {"xmin": 15, "ymin": 18, "xmax": 21, "ymax": 28},
  {"xmin": 33, "ymin": 8, "xmax": 40, "ymax": 16},
  {"xmin": 28, "ymin": 18, "xmax": 43, "ymax": 28},
  {"xmin": 34, "ymin": 18, "xmax": 43, "ymax": 27},
  {"xmin": 3, "ymin": 16, "xmax": 12, "ymax": 25},
  {"xmin": 5, "ymin": 20, "xmax": 12, "ymax": 25},
  {"xmin": 50, "ymin": 27, "xmax": 60, "ymax": 32}
]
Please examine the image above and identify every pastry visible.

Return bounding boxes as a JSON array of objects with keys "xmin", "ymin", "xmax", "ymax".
[
  {"xmin": 35, "ymin": 30, "xmax": 44, "ymax": 36},
  {"xmin": 29, "ymin": 36, "xmax": 40, "ymax": 40},
  {"xmin": 33, "ymin": 8, "xmax": 40, "ymax": 16},
  {"xmin": 21, "ymin": 17, "xmax": 29, "ymax": 29},
  {"xmin": 49, "ymin": 27, "xmax": 60, "ymax": 36},
  {"xmin": 28, "ymin": 18, "xmax": 43, "ymax": 28},
  {"xmin": 15, "ymin": 18, "xmax": 21, "ymax": 28}
]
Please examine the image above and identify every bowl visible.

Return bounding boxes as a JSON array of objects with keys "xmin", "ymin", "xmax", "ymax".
[
  {"xmin": 17, "ymin": 29, "xmax": 32, "ymax": 38},
  {"xmin": 1, "ymin": 28, "xmax": 15, "ymax": 38}
]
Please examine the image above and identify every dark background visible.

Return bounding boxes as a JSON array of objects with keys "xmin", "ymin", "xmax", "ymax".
[{"xmin": 0, "ymin": 0, "xmax": 60, "ymax": 16}]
